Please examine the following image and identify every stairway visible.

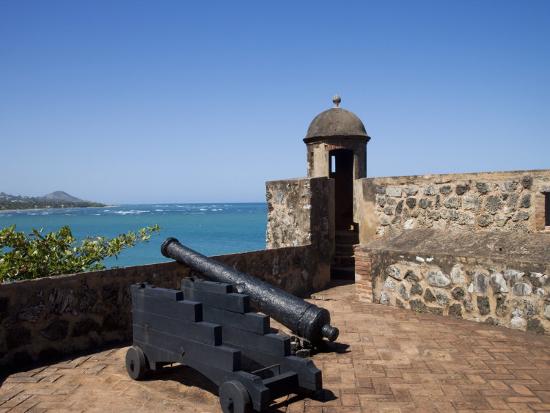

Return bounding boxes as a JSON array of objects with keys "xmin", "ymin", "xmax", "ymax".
[{"xmin": 331, "ymin": 229, "xmax": 359, "ymax": 280}]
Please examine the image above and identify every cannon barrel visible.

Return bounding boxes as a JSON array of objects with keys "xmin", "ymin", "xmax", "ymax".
[{"xmin": 161, "ymin": 237, "xmax": 339, "ymax": 344}]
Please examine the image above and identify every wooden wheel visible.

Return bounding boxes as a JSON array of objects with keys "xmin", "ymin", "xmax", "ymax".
[
  {"xmin": 219, "ymin": 380, "xmax": 251, "ymax": 413},
  {"xmin": 125, "ymin": 346, "xmax": 148, "ymax": 380}
]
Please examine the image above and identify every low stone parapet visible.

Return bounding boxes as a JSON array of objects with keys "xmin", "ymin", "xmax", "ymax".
[
  {"xmin": 355, "ymin": 229, "xmax": 550, "ymax": 334},
  {"xmin": 0, "ymin": 245, "xmax": 328, "ymax": 370}
]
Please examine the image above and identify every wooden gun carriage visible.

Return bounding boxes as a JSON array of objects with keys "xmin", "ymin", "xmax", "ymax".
[{"xmin": 125, "ymin": 239, "xmax": 338, "ymax": 412}]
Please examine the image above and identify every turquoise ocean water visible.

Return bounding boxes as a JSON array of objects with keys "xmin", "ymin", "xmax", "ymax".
[{"xmin": 0, "ymin": 203, "xmax": 267, "ymax": 268}]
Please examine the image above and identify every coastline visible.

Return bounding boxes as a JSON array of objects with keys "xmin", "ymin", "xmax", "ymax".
[
  {"xmin": 0, "ymin": 205, "xmax": 115, "ymax": 214},
  {"xmin": 0, "ymin": 203, "xmax": 267, "ymax": 267}
]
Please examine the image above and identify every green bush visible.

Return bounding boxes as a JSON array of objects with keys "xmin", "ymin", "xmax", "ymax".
[{"xmin": 0, "ymin": 224, "xmax": 160, "ymax": 282}]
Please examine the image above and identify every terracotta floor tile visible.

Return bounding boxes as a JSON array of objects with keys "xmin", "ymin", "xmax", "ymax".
[{"xmin": 1, "ymin": 283, "xmax": 550, "ymax": 412}]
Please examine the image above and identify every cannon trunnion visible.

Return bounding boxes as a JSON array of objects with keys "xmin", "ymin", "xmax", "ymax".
[{"xmin": 127, "ymin": 279, "xmax": 322, "ymax": 412}]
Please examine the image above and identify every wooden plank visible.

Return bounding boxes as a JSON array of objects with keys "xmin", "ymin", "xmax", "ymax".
[
  {"xmin": 133, "ymin": 324, "xmax": 241, "ymax": 371},
  {"xmin": 202, "ymin": 305, "xmax": 269, "ymax": 334},
  {"xmin": 222, "ymin": 328, "xmax": 290, "ymax": 357},
  {"xmin": 182, "ymin": 286, "xmax": 250, "ymax": 313},
  {"xmin": 133, "ymin": 310, "xmax": 221, "ymax": 345},
  {"xmin": 132, "ymin": 293, "xmax": 202, "ymax": 322}
]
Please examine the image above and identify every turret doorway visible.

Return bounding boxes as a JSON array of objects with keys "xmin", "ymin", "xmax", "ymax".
[
  {"xmin": 329, "ymin": 149, "xmax": 354, "ymax": 230},
  {"xmin": 329, "ymin": 149, "xmax": 358, "ymax": 280}
]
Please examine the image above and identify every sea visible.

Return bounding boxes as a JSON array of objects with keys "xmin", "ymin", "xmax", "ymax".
[{"xmin": 0, "ymin": 203, "xmax": 267, "ymax": 268}]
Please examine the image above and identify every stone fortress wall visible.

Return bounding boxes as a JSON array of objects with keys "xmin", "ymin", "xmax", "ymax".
[
  {"xmin": 266, "ymin": 176, "xmax": 334, "ymax": 285},
  {"xmin": 0, "ymin": 245, "xmax": 327, "ymax": 370},
  {"xmin": 266, "ymin": 178, "xmax": 319, "ymax": 248},
  {"xmin": 354, "ymin": 169, "xmax": 550, "ymax": 334},
  {"xmin": 264, "ymin": 96, "xmax": 550, "ymax": 336},
  {"xmin": 354, "ymin": 169, "xmax": 550, "ymax": 243},
  {"xmin": 355, "ymin": 229, "xmax": 550, "ymax": 335}
]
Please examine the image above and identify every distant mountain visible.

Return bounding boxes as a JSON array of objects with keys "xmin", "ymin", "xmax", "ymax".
[
  {"xmin": 0, "ymin": 191, "xmax": 105, "ymax": 211},
  {"xmin": 43, "ymin": 191, "xmax": 84, "ymax": 203}
]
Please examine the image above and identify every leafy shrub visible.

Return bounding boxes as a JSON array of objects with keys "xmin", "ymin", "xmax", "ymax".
[{"xmin": 0, "ymin": 224, "xmax": 160, "ymax": 282}]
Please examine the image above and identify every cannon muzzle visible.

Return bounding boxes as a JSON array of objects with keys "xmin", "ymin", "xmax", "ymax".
[{"xmin": 161, "ymin": 237, "xmax": 339, "ymax": 344}]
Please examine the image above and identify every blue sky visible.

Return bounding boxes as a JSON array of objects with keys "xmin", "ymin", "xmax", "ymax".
[{"xmin": 1, "ymin": 0, "xmax": 548, "ymax": 204}]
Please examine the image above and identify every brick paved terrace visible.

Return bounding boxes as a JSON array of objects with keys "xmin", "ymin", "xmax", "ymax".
[{"xmin": 2, "ymin": 282, "xmax": 550, "ymax": 413}]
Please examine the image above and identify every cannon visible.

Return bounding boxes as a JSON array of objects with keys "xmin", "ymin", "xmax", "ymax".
[
  {"xmin": 161, "ymin": 237, "xmax": 339, "ymax": 345},
  {"xmin": 128, "ymin": 279, "xmax": 323, "ymax": 412},
  {"xmin": 126, "ymin": 239, "xmax": 339, "ymax": 411}
]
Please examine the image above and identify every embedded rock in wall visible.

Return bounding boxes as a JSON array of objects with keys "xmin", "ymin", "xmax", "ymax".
[
  {"xmin": 386, "ymin": 265, "xmax": 403, "ymax": 280},
  {"xmin": 427, "ymin": 270, "xmax": 451, "ymax": 288},
  {"xmin": 490, "ymin": 272, "xmax": 508, "ymax": 293}
]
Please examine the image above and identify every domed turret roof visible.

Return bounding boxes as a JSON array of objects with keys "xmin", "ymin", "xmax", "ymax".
[{"xmin": 304, "ymin": 96, "xmax": 370, "ymax": 142}]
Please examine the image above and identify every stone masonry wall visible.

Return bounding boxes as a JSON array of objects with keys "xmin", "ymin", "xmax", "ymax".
[
  {"xmin": 265, "ymin": 177, "xmax": 334, "ymax": 292},
  {"xmin": 355, "ymin": 230, "xmax": 550, "ymax": 335},
  {"xmin": 354, "ymin": 169, "xmax": 550, "ymax": 243},
  {"xmin": 369, "ymin": 253, "xmax": 550, "ymax": 335},
  {"xmin": 0, "ymin": 245, "xmax": 323, "ymax": 370},
  {"xmin": 266, "ymin": 178, "xmax": 314, "ymax": 248},
  {"xmin": 266, "ymin": 177, "xmax": 334, "ymax": 255}
]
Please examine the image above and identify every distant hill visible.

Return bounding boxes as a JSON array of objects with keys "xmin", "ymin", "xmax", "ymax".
[
  {"xmin": 43, "ymin": 191, "xmax": 84, "ymax": 203},
  {"xmin": 0, "ymin": 191, "xmax": 105, "ymax": 211}
]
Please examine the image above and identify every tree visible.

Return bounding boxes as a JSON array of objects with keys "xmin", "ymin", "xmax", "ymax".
[{"xmin": 0, "ymin": 224, "xmax": 160, "ymax": 282}]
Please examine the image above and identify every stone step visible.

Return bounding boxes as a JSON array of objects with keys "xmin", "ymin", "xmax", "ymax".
[
  {"xmin": 335, "ymin": 229, "xmax": 358, "ymax": 236},
  {"xmin": 335, "ymin": 230, "xmax": 359, "ymax": 244},
  {"xmin": 330, "ymin": 265, "xmax": 355, "ymax": 280},
  {"xmin": 335, "ymin": 244, "xmax": 355, "ymax": 255},
  {"xmin": 335, "ymin": 237, "xmax": 359, "ymax": 245},
  {"xmin": 332, "ymin": 255, "xmax": 355, "ymax": 267}
]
